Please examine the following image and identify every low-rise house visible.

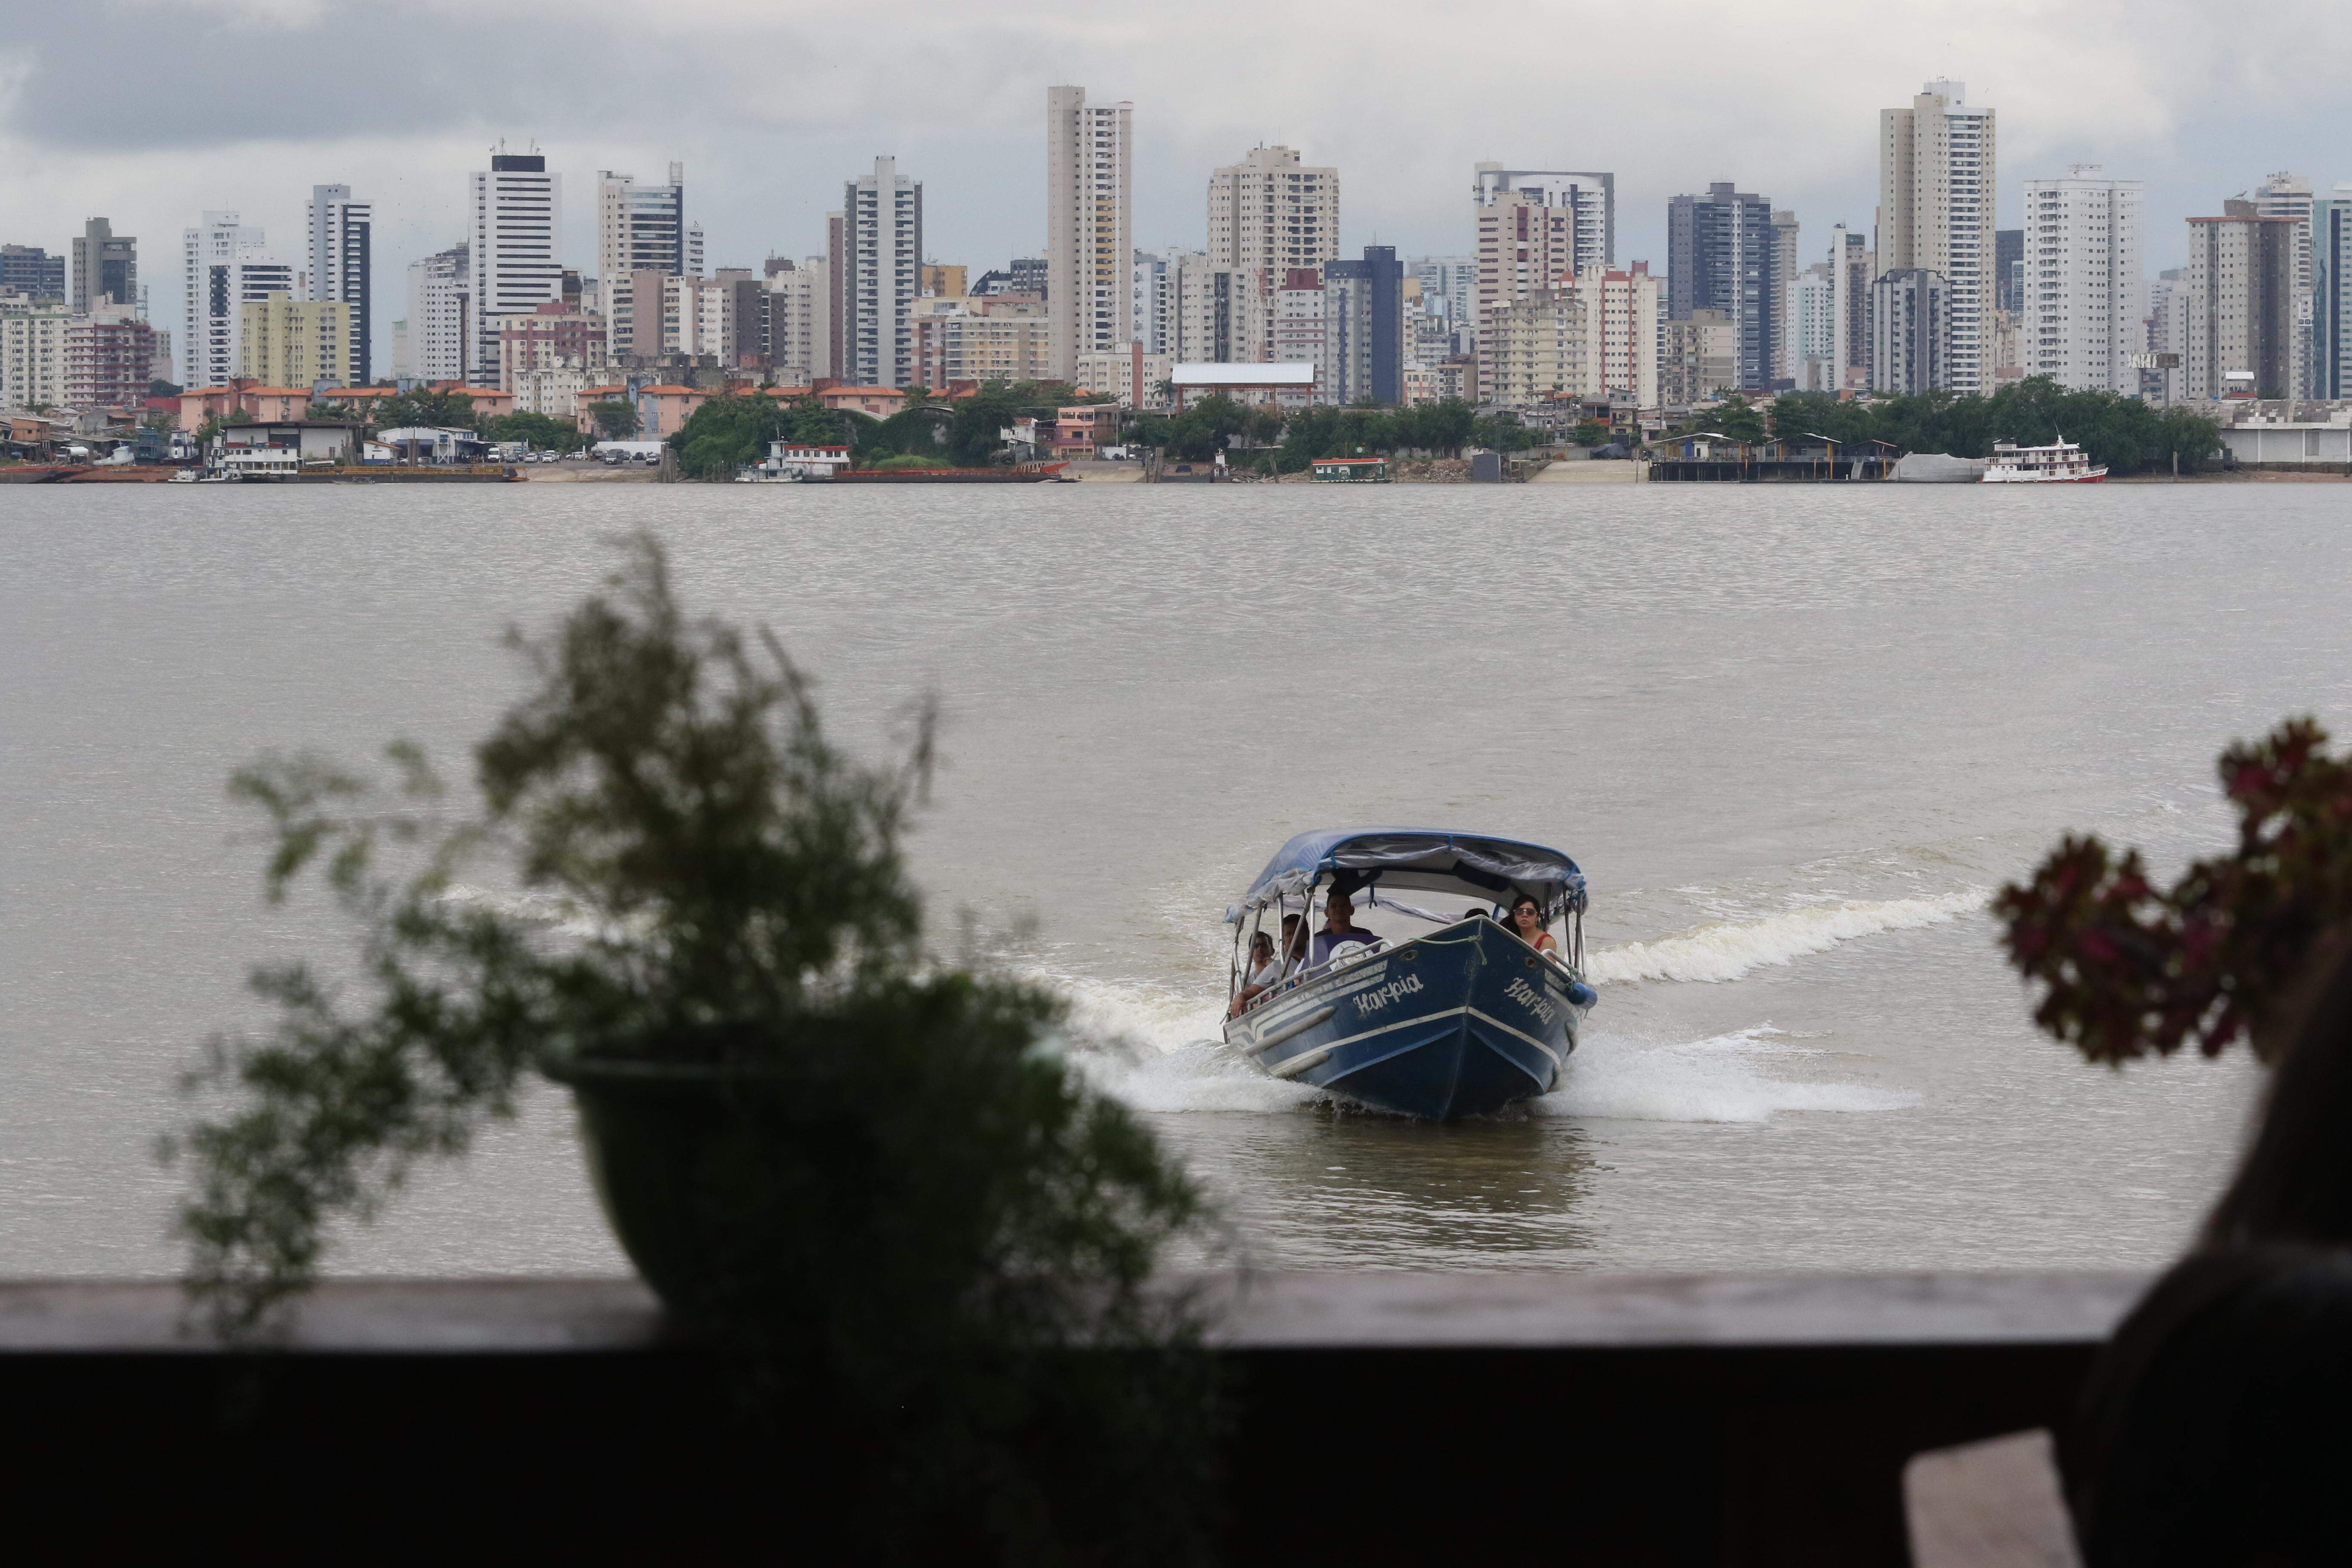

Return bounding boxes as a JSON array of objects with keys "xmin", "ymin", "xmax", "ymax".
[
  {"xmin": 219, "ymin": 420, "xmax": 361, "ymax": 465},
  {"xmin": 816, "ymin": 385, "xmax": 907, "ymax": 419},
  {"xmin": 375, "ymin": 425, "xmax": 490, "ymax": 463},
  {"xmin": 637, "ymin": 384, "xmax": 709, "ymax": 436},
  {"xmin": 177, "ymin": 383, "xmax": 312, "ymax": 426},
  {"xmin": 1050, "ymin": 404, "xmax": 1119, "ymax": 459},
  {"xmin": 766, "ymin": 441, "xmax": 852, "ymax": 478}
]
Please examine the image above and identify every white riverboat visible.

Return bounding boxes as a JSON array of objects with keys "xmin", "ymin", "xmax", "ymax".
[{"xmin": 1981, "ymin": 436, "xmax": 2107, "ymax": 483}]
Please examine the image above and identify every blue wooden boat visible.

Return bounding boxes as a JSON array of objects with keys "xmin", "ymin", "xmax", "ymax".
[{"xmin": 1222, "ymin": 829, "xmax": 1598, "ymax": 1119}]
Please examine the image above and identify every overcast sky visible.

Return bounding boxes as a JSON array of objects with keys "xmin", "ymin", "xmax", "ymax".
[{"xmin": 7, "ymin": 0, "xmax": 2349, "ymax": 368}]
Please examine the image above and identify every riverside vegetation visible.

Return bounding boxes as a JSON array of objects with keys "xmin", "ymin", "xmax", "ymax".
[{"xmin": 169, "ymin": 535, "xmax": 1224, "ymax": 1564}]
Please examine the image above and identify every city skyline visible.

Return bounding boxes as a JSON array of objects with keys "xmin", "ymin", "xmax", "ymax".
[{"xmin": 9, "ymin": 0, "xmax": 2352, "ymax": 365}]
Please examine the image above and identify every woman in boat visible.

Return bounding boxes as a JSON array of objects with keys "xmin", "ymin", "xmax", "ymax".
[
  {"xmin": 1508, "ymin": 895, "xmax": 1560, "ymax": 958},
  {"xmin": 1230, "ymin": 931, "xmax": 1283, "ymax": 1017}
]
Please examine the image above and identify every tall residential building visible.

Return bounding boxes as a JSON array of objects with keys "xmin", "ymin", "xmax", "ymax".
[
  {"xmin": 0, "ymin": 300, "xmax": 73, "ymax": 410},
  {"xmin": 1995, "ymin": 228, "xmax": 2024, "ymax": 313},
  {"xmin": 1173, "ymin": 253, "xmax": 1240, "ymax": 364},
  {"xmin": 1658, "ymin": 310, "xmax": 1737, "ymax": 406},
  {"xmin": 468, "ymin": 149, "xmax": 564, "ymax": 385},
  {"xmin": 1207, "ymin": 146, "xmax": 1339, "ymax": 361},
  {"xmin": 1829, "ymin": 225, "xmax": 1876, "ymax": 390},
  {"xmin": 2312, "ymin": 189, "xmax": 2352, "ymax": 399},
  {"xmin": 239, "ymin": 293, "xmax": 353, "ymax": 389},
  {"xmin": 1474, "ymin": 196, "xmax": 1582, "ymax": 366},
  {"xmin": 1411, "ymin": 255, "xmax": 1476, "ymax": 331},
  {"xmin": 0, "ymin": 245, "xmax": 66, "ymax": 300},
  {"xmin": 64, "ymin": 302, "xmax": 156, "ymax": 408},
  {"xmin": 2253, "ymin": 171, "xmax": 2315, "ymax": 393},
  {"xmin": 1131, "ymin": 249, "xmax": 1185, "ymax": 355},
  {"xmin": 1793, "ymin": 262, "xmax": 1837, "ymax": 390},
  {"xmin": 390, "ymin": 319, "xmax": 411, "ymax": 380},
  {"xmin": 843, "ymin": 156, "xmax": 922, "ymax": 386},
  {"xmin": 1321, "ymin": 245, "xmax": 1405, "ymax": 404},
  {"xmin": 1482, "ymin": 290, "xmax": 1588, "ymax": 410},
  {"xmin": 181, "ymin": 212, "xmax": 295, "ymax": 388},
  {"xmin": 1044, "ymin": 85, "xmax": 1133, "ymax": 382},
  {"xmin": 2145, "ymin": 266, "xmax": 2189, "ymax": 404},
  {"xmin": 597, "ymin": 164, "xmax": 685, "ymax": 361},
  {"xmin": 405, "ymin": 242, "xmax": 469, "ymax": 384},
  {"xmin": 825, "ymin": 210, "xmax": 847, "ymax": 379},
  {"xmin": 1581, "ymin": 263, "xmax": 1662, "ymax": 407},
  {"xmin": 1878, "ymin": 79, "xmax": 1996, "ymax": 392},
  {"xmin": 1272, "ymin": 267, "xmax": 1326, "ymax": 385},
  {"xmin": 913, "ymin": 296, "xmax": 1053, "ymax": 387},
  {"xmin": 71, "ymin": 218, "xmax": 137, "ymax": 313},
  {"xmin": 686, "ymin": 223, "xmax": 704, "ymax": 279},
  {"xmin": 306, "ymin": 185, "xmax": 372, "ymax": 384},
  {"xmin": 2186, "ymin": 200, "xmax": 2300, "ymax": 399},
  {"xmin": 1870, "ymin": 270, "xmax": 1949, "ymax": 394},
  {"xmin": 1471, "ymin": 165, "xmax": 1614, "ymax": 271},
  {"xmin": 1768, "ymin": 209, "xmax": 1801, "ymax": 385},
  {"xmin": 1666, "ymin": 182, "xmax": 1777, "ymax": 392},
  {"xmin": 764, "ymin": 257, "xmax": 831, "ymax": 382},
  {"xmin": 2019, "ymin": 166, "xmax": 2142, "ymax": 393}
]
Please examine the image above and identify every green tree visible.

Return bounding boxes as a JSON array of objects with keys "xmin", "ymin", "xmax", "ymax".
[
  {"xmin": 1572, "ymin": 420, "xmax": 1610, "ymax": 447},
  {"xmin": 149, "ymin": 377, "xmax": 182, "ymax": 398},
  {"xmin": 1470, "ymin": 413, "xmax": 1538, "ymax": 453},
  {"xmin": 669, "ymin": 394, "xmax": 793, "ymax": 478},
  {"xmin": 374, "ymin": 387, "xmax": 478, "ymax": 432},
  {"xmin": 585, "ymin": 400, "xmax": 641, "ymax": 439},
  {"xmin": 481, "ymin": 410, "xmax": 589, "ymax": 452}
]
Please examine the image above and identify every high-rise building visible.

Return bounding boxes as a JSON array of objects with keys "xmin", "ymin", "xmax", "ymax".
[
  {"xmin": 1272, "ymin": 267, "xmax": 1326, "ymax": 387},
  {"xmin": 2144, "ymin": 266, "xmax": 2189, "ymax": 404},
  {"xmin": 913, "ymin": 297, "xmax": 1054, "ymax": 388},
  {"xmin": 686, "ymin": 223, "xmax": 704, "ymax": 279},
  {"xmin": 597, "ymin": 164, "xmax": 685, "ymax": 361},
  {"xmin": 181, "ymin": 212, "xmax": 295, "ymax": 388},
  {"xmin": 764, "ymin": 257, "xmax": 831, "ymax": 382},
  {"xmin": 1474, "ymin": 197, "xmax": 1581, "ymax": 372},
  {"xmin": 0, "ymin": 300, "xmax": 73, "ymax": 410},
  {"xmin": 306, "ymin": 186, "xmax": 371, "ymax": 384},
  {"xmin": 1995, "ymin": 228, "xmax": 2024, "ymax": 314},
  {"xmin": 1471, "ymin": 165, "xmax": 1614, "ymax": 271},
  {"xmin": 405, "ymin": 242, "xmax": 469, "ymax": 384},
  {"xmin": 239, "ymin": 293, "xmax": 353, "ymax": 389},
  {"xmin": 1793, "ymin": 262, "xmax": 1837, "ymax": 390},
  {"xmin": 920, "ymin": 263, "xmax": 967, "ymax": 299},
  {"xmin": 1321, "ymin": 245, "xmax": 1405, "ymax": 404},
  {"xmin": 843, "ymin": 156, "xmax": 922, "ymax": 387},
  {"xmin": 2186, "ymin": 200, "xmax": 2301, "ymax": 400},
  {"xmin": 1044, "ymin": 85, "xmax": 1133, "ymax": 382},
  {"xmin": 1829, "ymin": 225, "xmax": 1876, "ymax": 391},
  {"xmin": 1658, "ymin": 310, "xmax": 1737, "ymax": 407},
  {"xmin": 1482, "ymin": 290, "xmax": 1587, "ymax": 410},
  {"xmin": 390, "ymin": 319, "xmax": 411, "ymax": 380},
  {"xmin": 1411, "ymin": 255, "xmax": 1476, "ymax": 331},
  {"xmin": 2253, "ymin": 171, "xmax": 2315, "ymax": 394},
  {"xmin": 825, "ymin": 210, "xmax": 848, "ymax": 378},
  {"xmin": 1207, "ymin": 146, "xmax": 1339, "ymax": 361},
  {"xmin": 1666, "ymin": 182, "xmax": 1777, "ymax": 392},
  {"xmin": 1131, "ymin": 250, "xmax": 1184, "ymax": 355},
  {"xmin": 1878, "ymin": 79, "xmax": 1996, "ymax": 392},
  {"xmin": 1173, "ymin": 253, "xmax": 1240, "ymax": 364},
  {"xmin": 1870, "ymin": 269, "xmax": 1949, "ymax": 394},
  {"xmin": 2019, "ymin": 166, "xmax": 2142, "ymax": 393},
  {"xmin": 1768, "ymin": 209, "xmax": 1801, "ymax": 386},
  {"xmin": 2311, "ymin": 188, "xmax": 2352, "ymax": 400},
  {"xmin": 71, "ymin": 219, "xmax": 137, "ymax": 314},
  {"xmin": 1580, "ymin": 263, "xmax": 1662, "ymax": 407},
  {"xmin": 0, "ymin": 245, "xmax": 67, "ymax": 300},
  {"xmin": 468, "ymin": 148, "xmax": 564, "ymax": 385},
  {"xmin": 64, "ymin": 302, "xmax": 156, "ymax": 408}
]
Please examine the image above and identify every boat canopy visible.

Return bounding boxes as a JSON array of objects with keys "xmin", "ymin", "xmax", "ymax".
[{"xmin": 1234, "ymin": 828, "xmax": 1586, "ymax": 919}]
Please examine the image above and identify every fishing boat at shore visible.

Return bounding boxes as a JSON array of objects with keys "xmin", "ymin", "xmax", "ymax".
[
  {"xmin": 1222, "ymin": 829, "xmax": 1596, "ymax": 1119},
  {"xmin": 1981, "ymin": 436, "xmax": 2107, "ymax": 483}
]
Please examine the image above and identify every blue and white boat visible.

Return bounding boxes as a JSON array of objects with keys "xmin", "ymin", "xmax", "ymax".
[{"xmin": 1222, "ymin": 829, "xmax": 1598, "ymax": 1120}]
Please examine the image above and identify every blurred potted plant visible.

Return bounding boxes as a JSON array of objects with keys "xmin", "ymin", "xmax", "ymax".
[{"xmin": 173, "ymin": 535, "xmax": 1220, "ymax": 1562}]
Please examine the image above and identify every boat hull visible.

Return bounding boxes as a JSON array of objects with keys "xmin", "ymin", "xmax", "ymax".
[{"xmin": 1225, "ymin": 919, "xmax": 1588, "ymax": 1119}]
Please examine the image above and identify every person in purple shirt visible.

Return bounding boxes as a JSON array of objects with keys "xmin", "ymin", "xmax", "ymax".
[{"xmin": 1311, "ymin": 893, "xmax": 1381, "ymax": 967}]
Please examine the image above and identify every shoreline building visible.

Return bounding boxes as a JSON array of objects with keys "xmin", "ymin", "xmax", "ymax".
[
  {"xmin": 843, "ymin": 156, "xmax": 922, "ymax": 387},
  {"xmin": 1044, "ymin": 86, "xmax": 1133, "ymax": 383},
  {"xmin": 1870, "ymin": 268, "xmax": 1948, "ymax": 394},
  {"xmin": 181, "ymin": 211, "xmax": 294, "ymax": 389},
  {"xmin": 1667, "ymin": 182, "xmax": 1777, "ymax": 392},
  {"xmin": 0, "ymin": 300, "xmax": 73, "ymax": 410},
  {"xmin": 2019, "ymin": 165, "xmax": 2142, "ymax": 393},
  {"xmin": 72, "ymin": 218, "xmax": 137, "ymax": 314},
  {"xmin": 406, "ymin": 242, "xmax": 469, "ymax": 385},
  {"xmin": 468, "ymin": 148, "xmax": 564, "ymax": 386},
  {"xmin": 64, "ymin": 301, "xmax": 156, "ymax": 408},
  {"xmin": 1878, "ymin": 80, "xmax": 1996, "ymax": 393},
  {"xmin": 597, "ymin": 165, "xmax": 686, "ymax": 363},
  {"xmin": 1207, "ymin": 146, "xmax": 1338, "ymax": 362},
  {"xmin": 306, "ymin": 185, "xmax": 372, "ymax": 386},
  {"xmin": 2185, "ymin": 200, "xmax": 2300, "ymax": 400}
]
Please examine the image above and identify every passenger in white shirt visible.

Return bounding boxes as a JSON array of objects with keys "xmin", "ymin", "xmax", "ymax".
[{"xmin": 1230, "ymin": 931, "xmax": 1283, "ymax": 1017}]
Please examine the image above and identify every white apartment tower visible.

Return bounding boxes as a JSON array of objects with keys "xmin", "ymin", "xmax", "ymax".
[
  {"xmin": 2019, "ymin": 166, "xmax": 2142, "ymax": 393},
  {"xmin": 1769, "ymin": 209, "xmax": 1801, "ymax": 383},
  {"xmin": 1471, "ymin": 165, "xmax": 1614, "ymax": 272},
  {"xmin": 1582, "ymin": 263, "xmax": 1661, "ymax": 407},
  {"xmin": 598, "ymin": 164, "xmax": 685, "ymax": 359},
  {"xmin": 1207, "ymin": 146, "xmax": 1338, "ymax": 361},
  {"xmin": 405, "ymin": 242, "xmax": 469, "ymax": 384},
  {"xmin": 764, "ymin": 257, "xmax": 830, "ymax": 383},
  {"xmin": 1878, "ymin": 80, "xmax": 1996, "ymax": 392},
  {"xmin": 306, "ymin": 184, "xmax": 372, "ymax": 385},
  {"xmin": 468, "ymin": 148, "xmax": 563, "ymax": 385},
  {"xmin": 2254, "ymin": 171, "xmax": 2315, "ymax": 394},
  {"xmin": 181, "ymin": 211, "xmax": 295, "ymax": 388},
  {"xmin": 844, "ymin": 156, "xmax": 922, "ymax": 386},
  {"xmin": 1131, "ymin": 249, "xmax": 1184, "ymax": 356},
  {"xmin": 1045, "ymin": 86, "xmax": 1133, "ymax": 382}
]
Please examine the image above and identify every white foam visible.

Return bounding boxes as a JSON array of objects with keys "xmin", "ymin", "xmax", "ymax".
[
  {"xmin": 1040, "ymin": 971, "xmax": 1328, "ymax": 1114},
  {"xmin": 1584, "ymin": 890, "xmax": 1985, "ymax": 986},
  {"xmin": 1534, "ymin": 1025, "xmax": 1920, "ymax": 1124}
]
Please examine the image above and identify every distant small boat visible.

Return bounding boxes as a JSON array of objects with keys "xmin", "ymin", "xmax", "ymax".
[
  {"xmin": 1222, "ymin": 829, "xmax": 1596, "ymax": 1120},
  {"xmin": 1981, "ymin": 436, "xmax": 2107, "ymax": 483}
]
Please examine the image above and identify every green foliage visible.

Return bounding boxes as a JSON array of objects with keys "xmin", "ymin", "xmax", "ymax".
[
  {"xmin": 1768, "ymin": 378, "xmax": 2222, "ymax": 475},
  {"xmin": 865, "ymin": 452, "xmax": 952, "ymax": 470},
  {"xmin": 373, "ymin": 386, "xmax": 477, "ymax": 432},
  {"xmin": 1997, "ymin": 719, "xmax": 2352, "ymax": 1067},
  {"xmin": 1470, "ymin": 413, "xmax": 1538, "ymax": 453},
  {"xmin": 480, "ymin": 410, "xmax": 586, "ymax": 451},
  {"xmin": 150, "ymin": 378, "xmax": 182, "ymax": 397},
  {"xmin": 172, "ymin": 536, "xmax": 1219, "ymax": 1558},
  {"xmin": 946, "ymin": 387, "xmax": 1021, "ymax": 466},
  {"xmin": 1696, "ymin": 395, "xmax": 1768, "ymax": 444},
  {"xmin": 584, "ymin": 399, "xmax": 640, "ymax": 439},
  {"xmin": 668, "ymin": 393, "xmax": 796, "ymax": 478},
  {"xmin": 859, "ymin": 406, "xmax": 953, "ymax": 462},
  {"xmin": 1572, "ymin": 420, "xmax": 1610, "ymax": 447}
]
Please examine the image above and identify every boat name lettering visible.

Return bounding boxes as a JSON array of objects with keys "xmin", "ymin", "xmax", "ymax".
[
  {"xmin": 1505, "ymin": 976, "xmax": 1556, "ymax": 1024},
  {"xmin": 1351, "ymin": 973, "xmax": 1427, "ymax": 1017}
]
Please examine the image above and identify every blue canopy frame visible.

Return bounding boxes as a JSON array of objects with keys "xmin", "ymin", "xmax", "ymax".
[{"xmin": 1234, "ymin": 828, "xmax": 1587, "ymax": 921}]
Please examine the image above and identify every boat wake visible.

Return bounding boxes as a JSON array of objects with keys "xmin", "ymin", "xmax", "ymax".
[
  {"xmin": 1041, "ymin": 972, "xmax": 1915, "ymax": 1125},
  {"xmin": 1583, "ymin": 890, "xmax": 1985, "ymax": 986}
]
